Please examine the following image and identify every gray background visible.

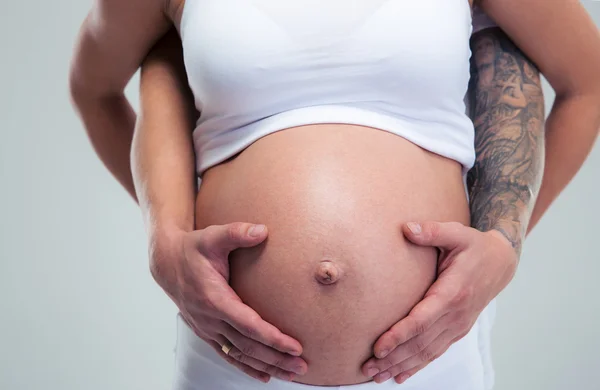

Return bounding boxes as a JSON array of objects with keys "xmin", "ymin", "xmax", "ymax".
[{"xmin": 1, "ymin": 1, "xmax": 598, "ymax": 389}]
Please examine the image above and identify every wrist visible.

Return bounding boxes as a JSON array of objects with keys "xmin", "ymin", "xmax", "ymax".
[
  {"xmin": 485, "ymin": 229, "xmax": 521, "ymax": 288},
  {"xmin": 144, "ymin": 211, "xmax": 194, "ymax": 240},
  {"xmin": 148, "ymin": 225, "xmax": 188, "ymax": 290},
  {"xmin": 486, "ymin": 228, "xmax": 515, "ymax": 248},
  {"xmin": 475, "ymin": 216, "xmax": 526, "ymax": 256},
  {"xmin": 485, "ymin": 228, "xmax": 521, "ymax": 267},
  {"xmin": 150, "ymin": 219, "xmax": 192, "ymax": 238}
]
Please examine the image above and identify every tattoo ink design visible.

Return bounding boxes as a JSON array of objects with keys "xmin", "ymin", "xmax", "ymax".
[{"xmin": 467, "ymin": 28, "xmax": 545, "ymax": 254}]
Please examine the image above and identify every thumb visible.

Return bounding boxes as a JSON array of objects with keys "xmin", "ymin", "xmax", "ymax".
[
  {"xmin": 402, "ymin": 221, "xmax": 469, "ymax": 250},
  {"xmin": 199, "ymin": 222, "xmax": 268, "ymax": 258}
]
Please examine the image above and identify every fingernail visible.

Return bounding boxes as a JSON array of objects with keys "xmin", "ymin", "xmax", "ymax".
[
  {"xmin": 367, "ymin": 368, "xmax": 380, "ymax": 377},
  {"xmin": 287, "ymin": 349, "xmax": 302, "ymax": 357},
  {"xmin": 377, "ymin": 371, "xmax": 391, "ymax": 382},
  {"xmin": 292, "ymin": 365, "xmax": 306, "ymax": 375},
  {"xmin": 278, "ymin": 373, "xmax": 295, "ymax": 382},
  {"xmin": 398, "ymin": 373, "xmax": 411, "ymax": 383},
  {"xmin": 378, "ymin": 349, "xmax": 390, "ymax": 358},
  {"xmin": 248, "ymin": 224, "xmax": 266, "ymax": 237},
  {"xmin": 407, "ymin": 222, "xmax": 421, "ymax": 234}
]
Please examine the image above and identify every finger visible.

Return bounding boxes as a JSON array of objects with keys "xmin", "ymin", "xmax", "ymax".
[
  {"xmin": 402, "ymin": 221, "xmax": 469, "ymax": 250},
  {"xmin": 215, "ymin": 335, "xmax": 296, "ymax": 382},
  {"xmin": 180, "ymin": 312, "xmax": 219, "ymax": 344},
  {"xmin": 207, "ymin": 338, "xmax": 271, "ymax": 383},
  {"xmin": 196, "ymin": 222, "xmax": 269, "ymax": 258},
  {"xmin": 222, "ymin": 323, "xmax": 308, "ymax": 375},
  {"xmin": 373, "ymin": 330, "xmax": 452, "ymax": 384},
  {"xmin": 373, "ymin": 293, "xmax": 449, "ymax": 358},
  {"xmin": 218, "ymin": 298, "xmax": 303, "ymax": 356},
  {"xmin": 393, "ymin": 361, "xmax": 429, "ymax": 385},
  {"xmin": 363, "ymin": 314, "xmax": 448, "ymax": 376}
]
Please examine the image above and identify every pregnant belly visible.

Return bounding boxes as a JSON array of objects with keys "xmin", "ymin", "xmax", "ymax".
[{"xmin": 194, "ymin": 124, "xmax": 470, "ymax": 385}]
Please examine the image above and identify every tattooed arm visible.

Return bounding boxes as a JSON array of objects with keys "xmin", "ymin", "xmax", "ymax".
[
  {"xmin": 468, "ymin": 0, "xmax": 600, "ymax": 252},
  {"xmin": 466, "ymin": 27, "xmax": 545, "ymax": 254}
]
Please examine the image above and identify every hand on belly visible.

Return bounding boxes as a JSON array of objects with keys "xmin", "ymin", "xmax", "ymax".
[
  {"xmin": 195, "ymin": 124, "xmax": 470, "ymax": 385},
  {"xmin": 226, "ymin": 215, "xmax": 438, "ymax": 385}
]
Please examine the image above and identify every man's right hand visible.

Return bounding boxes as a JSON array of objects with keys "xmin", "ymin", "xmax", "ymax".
[{"xmin": 149, "ymin": 222, "xmax": 308, "ymax": 383}]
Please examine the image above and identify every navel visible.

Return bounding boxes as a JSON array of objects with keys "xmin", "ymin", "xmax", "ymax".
[{"xmin": 314, "ymin": 260, "xmax": 342, "ymax": 285}]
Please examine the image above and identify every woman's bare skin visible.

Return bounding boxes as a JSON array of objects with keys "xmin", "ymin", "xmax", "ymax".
[{"xmin": 194, "ymin": 123, "xmax": 469, "ymax": 384}]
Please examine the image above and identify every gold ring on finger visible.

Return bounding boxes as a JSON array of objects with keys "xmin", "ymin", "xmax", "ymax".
[{"xmin": 221, "ymin": 340, "xmax": 234, "ymax": 356}]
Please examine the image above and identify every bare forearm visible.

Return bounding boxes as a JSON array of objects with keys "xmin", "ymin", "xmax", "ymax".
[
  {"xmin": 132, "ymin": 29, "xmax": 198, "ymax": 238},
  {"xmin": 70, "ymin": 92, "xmax": 138, "ymax": 201},
  {"xmin": 467, "ymin": 27, "xmax": 545, "ymax": 254},
  {"xmin": 528, "ymin": 93, "xmax": 600, "ymax": 233},
  {"xmin": 132, "ymin": 104, "xmax": 196, "ymax": 238}
]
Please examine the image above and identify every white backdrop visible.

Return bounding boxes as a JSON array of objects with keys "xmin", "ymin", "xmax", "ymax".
[{"xmin": 1, "ymin": 1, "xmax": 598, "ymax": 389}]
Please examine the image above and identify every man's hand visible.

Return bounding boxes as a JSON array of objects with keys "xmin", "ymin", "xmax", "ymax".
[
  {"xmin": 150, "ymin": 222, "xmax": 308, "ymax": 383},
  {"xmin": 361, "ymin": 221, "xmax": 517, "ymax": 384}
]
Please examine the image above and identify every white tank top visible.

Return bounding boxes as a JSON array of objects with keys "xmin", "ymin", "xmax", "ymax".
[{"xmin": 179, "ymin": 0, "xmax": 497, "ymax": 176}]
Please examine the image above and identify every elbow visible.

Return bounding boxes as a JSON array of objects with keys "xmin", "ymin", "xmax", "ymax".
[
  {"xmin": 590, "ymin": 83, "xmax": 600, "ymax": 113},
  {"xmin": 68, "ymin": 44, "xmax": 125, "ymax": 108},
  {"xmin": 68, "ymin": 62, "xmax": 124, "ymax": 111},
  {"xmin": 588, "ymin": 74, "xmax": 600, "ymax": 98},
  {"xmin": 68, "ymin": 57, "xmax": 97, "ymax": 109},
  {"xmin": 555, "ymin": 73, "xmax": 600, "ymax": 103},
  {"xmin": 68, "ymin": 64, "xmax": 86, "ymax": 108},
  {"xmin": 553, "ymin": 85, "xmax": 600, "ymax": 140},
  {"xmin": 555, "ymin": 82, "xmax": 600, "ymax": 119},
  {"xmin": 69, "ymin": 18, "xmax": 101, "ymax": 107}
]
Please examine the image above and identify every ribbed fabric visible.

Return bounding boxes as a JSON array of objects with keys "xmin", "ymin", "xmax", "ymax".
[{"xmin": 180, "ymin": 0, "xmax": 496, "ymax": 176}]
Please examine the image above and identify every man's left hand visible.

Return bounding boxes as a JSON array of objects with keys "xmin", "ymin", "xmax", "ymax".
[{"xmin": 361, "ymin": 221, "xmax": 518, "ymax": 384}]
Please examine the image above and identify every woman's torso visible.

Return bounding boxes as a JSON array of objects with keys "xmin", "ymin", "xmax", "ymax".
[{"xmin": 174, "ymin": 0, "xmax": 477, "ymax": 385}]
